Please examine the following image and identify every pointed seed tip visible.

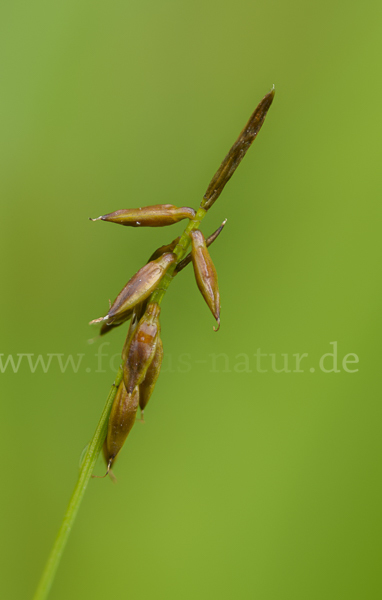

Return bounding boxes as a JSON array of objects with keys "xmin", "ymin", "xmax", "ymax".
[
  {"xmin": 91, "ymin": 466, "xmax": 109, "ymax": 479},
  {"xmin": 213, "ymin": 317, "xmax": 221, "ymax": 332},
  {"xmin": 89, "ymin": 316, "xmax": 108, "ymax": 325}
]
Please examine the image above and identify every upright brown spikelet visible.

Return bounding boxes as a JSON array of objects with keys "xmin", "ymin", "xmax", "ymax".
[{"xmin": 202, "ymin": 88, "xmax": 275, "ymax": 211}]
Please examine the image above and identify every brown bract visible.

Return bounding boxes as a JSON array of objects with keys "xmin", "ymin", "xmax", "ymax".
[{"xmin": 91, "ymin": 204, "xmax": 195, "ymax": 227}]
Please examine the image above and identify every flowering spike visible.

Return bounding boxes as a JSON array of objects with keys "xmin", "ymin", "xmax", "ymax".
[{"xmin": 87, "ymin": 89, "xmax": 275, "ymax": 479}]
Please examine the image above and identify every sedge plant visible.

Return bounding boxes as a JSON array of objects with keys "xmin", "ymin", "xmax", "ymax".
[{"xmin": 33, "ymin": 87, "xmax": 275, "ymax": 600}]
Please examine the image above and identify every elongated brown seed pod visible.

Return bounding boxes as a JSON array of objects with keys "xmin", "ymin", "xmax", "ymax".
[
  {"xmin": 90, "ymin": 204, "xmax": 195, "ymax": 227},
  {"xmin": 139, "ymin": 336, "xmax": 163, "ymax": 417},
  {"xmin": 89, "ymin": 253, "xmax": 175, "ymax": 325},
  {"xmin": 123, "ymin": 302, "xmax": 161, "ymax": 394},
  {"xmin": 190, "ymin": 230, "xmax": 221, "ymax": 330},
  {"xmin": 104, "ymin": 382, "xmax": 139, "ymax": 470}
]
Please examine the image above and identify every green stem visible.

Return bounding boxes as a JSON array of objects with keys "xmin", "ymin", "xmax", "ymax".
[{"xmin": 33, "ymin": 366, "xmax": 124, "ymax": 600}]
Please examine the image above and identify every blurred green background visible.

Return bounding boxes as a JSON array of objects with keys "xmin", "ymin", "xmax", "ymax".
[{"xmin": 1, "ymin": 1, "xmax": 381, "ymax": 598}]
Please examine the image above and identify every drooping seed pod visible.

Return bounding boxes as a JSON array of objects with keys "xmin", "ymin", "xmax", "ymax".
[
  {"xmin": 175, "ymin": 219, "xmax": 227, "ymax": 274},
  {"xmin": 90, "ymin": 204, "xmax": 195, "ymax": 227},
  {"xmin": 190, "ymin": 229, "xmax": 221, "ymax": 331},
  {"xmin": 89, "ymin": 253, "xmax": 175, "ymax": 325},
  {"xmin": 103, "ymin": 381, "xmax": 139, "ymax": 471},
  {"xmin": 139, "ymin": 336, "xmax": 163, "ymax": 418},
  {"xmin": 123, "ymin": 302, "xmax": 161, "ymax": 394}
]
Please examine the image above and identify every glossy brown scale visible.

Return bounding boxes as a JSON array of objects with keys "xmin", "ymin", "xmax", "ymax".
[{"xmin": 123, "ymin": 303, "xmax": 161, "ymax": 394}]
